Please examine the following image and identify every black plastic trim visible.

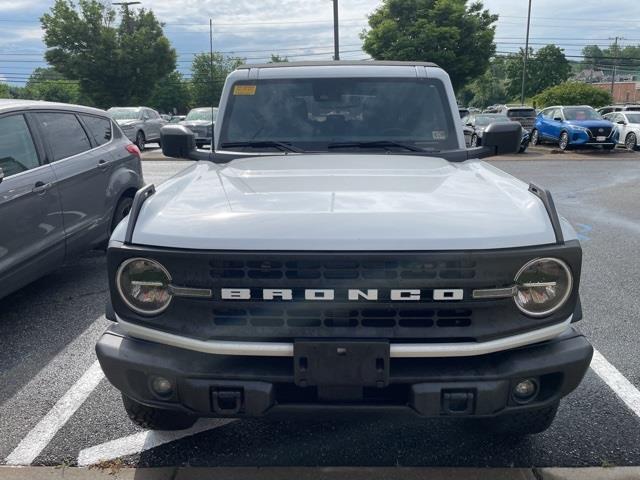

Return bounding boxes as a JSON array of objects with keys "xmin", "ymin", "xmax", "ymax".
[
  {"xmin": 124, "ymin": 184, "xmax": 155, "ymax": 245},
  {"xmin": 528, "ymin": 183, "xmax": 564, "ymax": 245}
]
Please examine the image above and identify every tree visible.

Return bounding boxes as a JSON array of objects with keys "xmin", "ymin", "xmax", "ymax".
[
  {"xmin": 533, "ymin": 82, "xmax": 611, "ymax": 109},
  {"xmin": 149, "ymin": 71, "xmax": 192, "ymax": 114},
  {"xmin": 582, "ymin": 45, "xmax": 604, "ymax": 69},
  {"xmin": 190, "ymin": 53, "xmax": 243, "ymax": 107},
  {"xmin": 361, "ymin": 0, "xmax": 497, "ymax": 90},
  {"xmin": 41, "ymin": 0, "xmax": 176, "ymax": 108},
  {"xmin": 0, "ymin": 83, "xmax": 9, "ymax": 98},
  {"xmin": 504, "ymin": 45, "xmax": 571, "ymax": 100},
  {"xmin": 269, "ymin": 54, "xmax": 289, "ymax": 63},
  {"xmin": 24, "ymin": 67, "xmax": 83, "ymax": 104}
]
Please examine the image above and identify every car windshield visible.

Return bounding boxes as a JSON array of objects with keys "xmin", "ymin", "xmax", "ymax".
[
  {"xmin": 475, "ymin": 114, "xmax": 509, "ymax": 126},
  {"xmin": 219, "ymin": 77, "xmax": 458, "ymax": 151},
  {"xmin": 507, "ymin": 109, "xmax": 536, "ymax": 118},
  {"xmin": 563, "ymin": 107, "xmax": 601, "ymax": 121},
  {"xmin": 626, "ymin": 113, "xmax": 640, "ymax": 123},
  {"xmin": 186, "ymin": 108, "xmax": 218, "ymax": 122},
  {"xmin": 108, "ymin": 108, "xmax": 140, "ymax": 120}
]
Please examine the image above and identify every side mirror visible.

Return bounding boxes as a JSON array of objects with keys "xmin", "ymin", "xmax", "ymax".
[
  {"xmin": 482, "ymin": 121, "xmax": 522, "ymax": 156},
  {"xmin": 553, "ymin": 117, "xmax": 563, "ymax": 122},
  {"xmin": 161, "ymin": 125, "xmax": 211, "ymax": 160},
  {"xmin": 617, "ymin": 120, "xmax": 626, "ymax": 125}
]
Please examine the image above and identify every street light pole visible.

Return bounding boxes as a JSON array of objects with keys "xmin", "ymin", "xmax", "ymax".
[
  {"xmin": 520, "ymin": 0, "xmax": 532, "ymax": 105},
  {"xmin": 609, "ymin": 36, "xmax": 623, "ymax": 101},
  {"xmin": 332, "ymin": 0, "xmax": 340, "ymax": 60}
]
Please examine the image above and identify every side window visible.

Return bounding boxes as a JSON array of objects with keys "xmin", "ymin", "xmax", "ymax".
[
  {"xmin": 142, "ymin": 110, "xmax": 151, "ymax": 120},
  {"xmin": 81, "ymin": 115, "xmax": 112, "ymax": 146},
  {"xmin": 541, "ymin": 109, "xmax": 551, "ymax": 119},
  {"xmin": 0, "ymin": 114, "xmax": 40, "ymax": 178},
  {"xmin": 34, "ymin": 112, "xmax": 92, "ymax": 161}
]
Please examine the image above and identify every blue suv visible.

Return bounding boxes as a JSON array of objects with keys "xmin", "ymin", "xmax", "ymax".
[{"xmin": 531, "ymin": 105, "xmax": 617, "ymax": 150}]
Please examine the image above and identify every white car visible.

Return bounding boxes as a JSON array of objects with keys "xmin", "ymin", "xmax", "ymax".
[
  {"xmin": 604, "ymin": 111, "xmax": 640, "ymax": 151},
  {"xmin": 97, "ymin": 61, "xmax": 592, "ymax": 437}
]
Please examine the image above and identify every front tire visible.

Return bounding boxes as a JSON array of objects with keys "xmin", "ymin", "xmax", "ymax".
[
  {"xmin": 135, "ymin": 131, "xmax": 146, "ymax": 152},
  {"xmin": 470, "ymin": 134, "xmax": 479, "ymax": 147},
  {"xmin": 531, "ymin": 129, "xmax": 541, "ymax": 146},
  {"xmin": 558, "ymin": 131, "xmax": 570, "ymax": 151},
  {"xmin": 625, "ymin": 132, "xmax": 638, "ymax": 151},
  {"xmin": 122, "ymin": 395, "xmax": 197, "ymax": 430},
  {"xmin": 110, "ymin": 195, "xmax": 133, "ymax": 233},
  {"xmin": 473, "ymin": 401, "xmax": 559, "ymax": 437}
]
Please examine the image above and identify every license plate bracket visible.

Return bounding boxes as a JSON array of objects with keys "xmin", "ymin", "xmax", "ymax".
[
  {"xmin": 596, "ymin": 136, "xmax": 607, "ymax": 142},
  {"xmin": 294, "ymin": 340, "xmax": 390, "ymax": 388}
]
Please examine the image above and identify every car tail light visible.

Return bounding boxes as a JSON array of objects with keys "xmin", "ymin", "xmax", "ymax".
[{"xmin": 126, "ymin": 144, "xmax": 141, "ymax": 159}]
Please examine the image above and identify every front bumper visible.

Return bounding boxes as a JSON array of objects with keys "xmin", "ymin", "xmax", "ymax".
[{"xmin": 96, "ymin": 325, "xmax": 593, "ymax": 418}]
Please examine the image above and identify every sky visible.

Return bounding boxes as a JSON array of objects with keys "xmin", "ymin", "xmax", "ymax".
[{"xmin": 1, "ymin": 0, "xmax": 640, "ymax": 86}]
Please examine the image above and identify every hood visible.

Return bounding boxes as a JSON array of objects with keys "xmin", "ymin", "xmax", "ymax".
[
  {"xmin": 181, "ymin": 120, "xmax": 213, "ymax": 127},
  {"xmin": 565, "ymin": 119, "xmax": 612, "ymax": 129},
  {"xmin": 118, "ymin": 154, "xmax": 561, "ymax": 251},
  {"xmin": 115, "ymin": 119, "xmax": 138, "ymax": 126}
]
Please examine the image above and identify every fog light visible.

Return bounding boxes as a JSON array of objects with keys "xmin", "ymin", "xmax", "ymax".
[
  {"xmin": 513, "ymin": 379, "xmax": 538, "ymax": 402},
  {"xmin": 150, "ymin": 376, "xmax": 173, "ymax": 396}
]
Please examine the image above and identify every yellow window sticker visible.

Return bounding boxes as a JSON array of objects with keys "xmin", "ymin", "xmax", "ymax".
[{"xmin": 233, "ymin": 85, "xmax": 257, "ymax": 96}]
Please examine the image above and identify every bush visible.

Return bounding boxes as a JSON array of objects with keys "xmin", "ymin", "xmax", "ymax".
[{"xmin": 533, "ymin": 82, "xmax": 612, "ymax": 108}]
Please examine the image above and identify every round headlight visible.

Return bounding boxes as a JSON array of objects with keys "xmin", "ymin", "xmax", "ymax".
[
  {"xmin": 116, "ymin": 258, "xmax": 172, "ymax": 315},
  {"xmin": 514, "ymin": 258, "xmax": 572, "ymax": 317}
]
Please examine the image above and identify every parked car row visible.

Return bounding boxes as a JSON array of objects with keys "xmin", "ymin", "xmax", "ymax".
[{"xmin": 461, "ymin": 113, "xmax": 530, "ymax": 153}]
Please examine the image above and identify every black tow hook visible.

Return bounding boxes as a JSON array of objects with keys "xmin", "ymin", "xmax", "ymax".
[{"xmin": 211, "ymin": 389, "xmax": 243, "ymax": 414}]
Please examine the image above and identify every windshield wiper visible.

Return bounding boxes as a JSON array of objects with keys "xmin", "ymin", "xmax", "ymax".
[
  {"xmin": 326, "ymin": 140, "xmax": 427, "ymax": 152},
  {"xmin": 220, "ymin": 141, "xmax": 304, "ymax": 153}
]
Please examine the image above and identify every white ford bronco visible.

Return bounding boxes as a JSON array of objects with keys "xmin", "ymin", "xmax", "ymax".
[{"xmin": 97, "ymin": 61, "xmax": 593, "ymax": 435}]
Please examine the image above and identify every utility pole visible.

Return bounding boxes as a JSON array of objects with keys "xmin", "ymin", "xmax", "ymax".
[
  {"xmin": 332, "ymin": 0, "xmax": 340, "ymax": 60},
  {"xmin": 609, "ymin": 36, "xmax": 623, "ymax": 101},
  {"xmin": 113, "ymin": 1, "xmax": 141, "ymax": 34},
  {"xmin": 209, "ymin": 18, "xmax": 215, "ymax": 153},
  {"xmin": 520, "ymin": 0, "xmax": 532, "ymax": 106}
]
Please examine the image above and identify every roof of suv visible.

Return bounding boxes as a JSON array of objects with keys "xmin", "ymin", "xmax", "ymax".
[
  {"xmin": 237, "ymin": 60, "xmax": 440, "ymax": 69},
  {"xmin": 0, "ymin": 98, "xmax": 107, "ymax": 116}
]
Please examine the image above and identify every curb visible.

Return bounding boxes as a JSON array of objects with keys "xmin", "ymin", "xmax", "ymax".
[{"xmin": 2, "ymin": 467, "xmax": 640, "ymax": 480}]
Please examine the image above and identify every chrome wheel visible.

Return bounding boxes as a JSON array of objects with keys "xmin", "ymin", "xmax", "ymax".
[
  {"xmin": 531, "ymin": 129, "xmax": 540, "ymax": 146},
  {"xmin": 471, "ymin": 135, "xmax": 478, "ymax": 147},
  {"xmin": 135, "ymin": 131, "xmax": 145, "ymax": 152},
  {"xmin": 625, "ymin": 132, "xmax": 638, "ymax": 151},
  {"xmin": 559, "ymin": 132, "xmax": 569, "ymax": 150}
]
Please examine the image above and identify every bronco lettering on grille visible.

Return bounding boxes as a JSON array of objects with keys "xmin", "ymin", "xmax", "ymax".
[{"xmin": 218, "ymin": 288, "xmax": 464, "ymax": 301}]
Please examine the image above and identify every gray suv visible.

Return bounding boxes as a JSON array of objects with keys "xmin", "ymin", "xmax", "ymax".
[
  {"xmin": 107, "ymin": 107, "xmax": 166, "ymax": 151},
  {"xmin": 0, "ymin": 100, "xmax": 143, "ymax": 299}
]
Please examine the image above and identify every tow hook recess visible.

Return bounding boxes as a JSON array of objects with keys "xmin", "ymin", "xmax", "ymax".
[
  {"xmin": 442, "ymin": 390, "xmax": 475, "ymax": 415},
  {"xmin": 211, "ymin": 389, "xmax": 243, "ymax": 414}
]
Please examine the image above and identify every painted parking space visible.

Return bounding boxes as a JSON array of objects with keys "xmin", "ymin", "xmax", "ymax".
[{"xmin": 1, "ymin": 158, "xmax": 640, "ymax": 469}]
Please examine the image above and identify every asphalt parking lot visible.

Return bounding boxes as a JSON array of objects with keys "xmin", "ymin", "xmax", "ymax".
[{"xmin": 1, "ymin": 145, "xmax": 639, "ymax": 474}]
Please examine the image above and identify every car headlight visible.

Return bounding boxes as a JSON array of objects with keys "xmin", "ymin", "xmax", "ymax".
[
  {"xmin": 514, "ymin": 258, "xmax": 573, "ymax": 317},
  {"xmin": 116, "ymin": 258, "xmax": 172, "ymax": 315}
]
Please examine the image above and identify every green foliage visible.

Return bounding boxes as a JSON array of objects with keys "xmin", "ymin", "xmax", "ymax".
[
  {"xmin": 582, "ymin": 43, "xmax": 640, "ymax": 69},
  {"xmin": 269, "ymin": 54, "xmax": 289, "ymax": 63},
  {"xmin": 361, "ymin": 0, "xmax": 497, "ymax": 90},
  {"xmin": 533, "ymin": 82, "xmax": 612, "ymax": 108},
  {"xmin": 504, "ymin": 45, "xmax": 571, "ymax": 100},
  {"xmin": 190, "ymin": 53, "xmax": 243, "ymax": 107},
  {"xmin": 41, "ymin": 0, "xmax": 176, "ymax": 108},
  {"xmin": 459, "ymin": 57, "xmax": 507, "ymax": 107},
  {"xmin": 24, "ymin": 67, "xmax": 83, "ymax": 103},
  {"xmin": 149, "ymin": 71, "xmax": 192, "ymax": 114},
  {"xmin": 0, "ymin": 83, "xmax": 9, "ymax": 98}
]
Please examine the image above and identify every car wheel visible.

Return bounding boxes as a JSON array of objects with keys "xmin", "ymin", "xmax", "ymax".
[
  {"xmin": 110, "ymin": 195, "xmax": 134, "ymax": 233},
  {"xmin": 135, "ymin": 131, "xmax": 146, "ymax": 152},
  {"xmin": 625, "ymin": 132, "xmax": 638, "ymax": 151},
  {"xmin": 469, "ymin": 401, "xmax": 559, "ymax": 437},
  {"xmin": 531, "ymin": 129, "xmax": 540, "ymax": 146},
  {"xmin": 559, "ymin": 131, "xmax": 570, "ymax": 151},
  {"xmin": 122, "ymin": 395, "xmax": 197, "ymax": 431},
  {"xmin": 470, "ymin": 134, "xmax": 479, "ymax": 147}
]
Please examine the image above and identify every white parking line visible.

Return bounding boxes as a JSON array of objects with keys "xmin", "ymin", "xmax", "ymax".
[
  {"xmin": 590, "ymin": 349, "xmax": 640, "ymax": 418},
  {"xmin": 77, "ymin": 418, "xmax": 235, "ymax": 467},
  {"xmin": 4, "ymin": 361, "xmax": 104, "ymax": 466}
]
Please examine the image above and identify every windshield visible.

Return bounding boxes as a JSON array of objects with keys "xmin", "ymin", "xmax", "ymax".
[
  {"xmin": 507, "ymin": 109, "xmax": 536, "ymax": 118},
  {"xmin": 219, "ymin": 78, "xmax": 458, "ymax": 151},
  {"xmin": 186, "ymin": 108, "xmax": 218, "ymax": 122},
  {"xmin": 108, "ymin": 108, "xmax": 140, "ymax": 120},
  {"xmin": 626, "ymin": 113, "xmax": 640, "ymax": 123},
  {"xmin": 563, "ymin": 107, "xmax": 601, "ymax": 121},
  {"xmin": 475, "ymin": 114, "xmax": 509, "ymax": 126}
]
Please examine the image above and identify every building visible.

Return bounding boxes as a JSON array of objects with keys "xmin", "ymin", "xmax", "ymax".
[{"xmin": 592, "ymin": 82, "xmax": 640, "ymax": 104}]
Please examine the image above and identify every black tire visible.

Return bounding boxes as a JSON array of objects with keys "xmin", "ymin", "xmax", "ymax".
[
  {"xmin": 110, "ymin": 195, "xmax": 134, "ymax": 233},
  {"xmin": 135, "ymin": 131, "xmax": 146, "ymax": 152},
  {"xmin": 625, "ymin": 132, "xmax": 638, "ymax": 151},
  {"xmin": 122, "ymin": 394, "xmax": 197, "ymax": 430},
  {"xmin": 558, "ymin": 131, "xmax": 570, "ymax": 151},
  {"xmin": 531, "ymin": 129, "xmax": 541, "ymax": 146},
  {"xmin": 472, "ymin": 401, "xmax": 559, "ymax": 437},
  {"xmin": 470, "ymin": 134, "xmax": 479, "ymax": 147}
]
